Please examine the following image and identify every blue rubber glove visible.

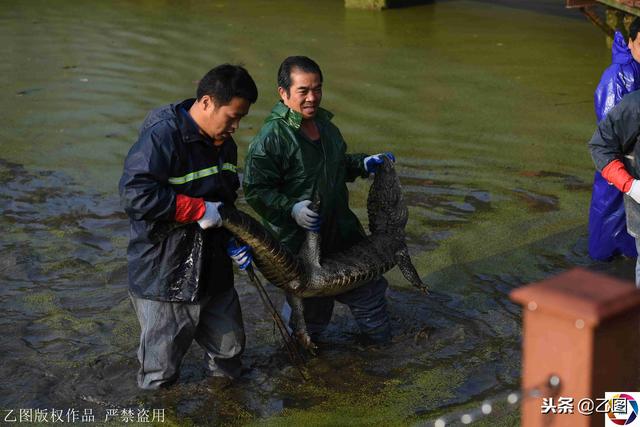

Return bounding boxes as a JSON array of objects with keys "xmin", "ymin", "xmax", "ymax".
[
  {"xmin": 227, "ymin": 238, "xmax": 252, "ymax": 270},
  {"xmin": 364, "ymin": 152, "xmax": 396, "ymax": 174}
]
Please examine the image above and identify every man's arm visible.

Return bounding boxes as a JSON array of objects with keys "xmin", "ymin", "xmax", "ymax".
[
  {"xmin": 589, "ymin": 96, "xmax": 640, "ymax": 193},
  {"xmin": 243, "ymin": 135, "xmax": 298, "ymax": 226},
  {"xmin": 119, "ymin": 127, "xmax": 205, "ymax": 223},
  {"xmin": 345, "ymin": 153, "xmax": 369, "ymax": 182},
  {"xmin": 336, "ymin": 129, "xmax": 396, "ymax": 180}
]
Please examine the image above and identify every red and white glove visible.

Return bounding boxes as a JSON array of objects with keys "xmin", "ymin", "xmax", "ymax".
[{"xmin": 601, "ymin": 159, "xmax": 640, "ymax": 203}]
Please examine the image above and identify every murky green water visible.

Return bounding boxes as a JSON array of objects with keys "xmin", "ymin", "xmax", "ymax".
[{"xmin": 0, "ymin": 0, "xmax": 632, "ymax": 425}]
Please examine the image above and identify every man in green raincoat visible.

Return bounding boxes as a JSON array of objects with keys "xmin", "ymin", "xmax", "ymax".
[{"xmin": 243, "ymin": 56, "xmax": 395, "ymax": 344}]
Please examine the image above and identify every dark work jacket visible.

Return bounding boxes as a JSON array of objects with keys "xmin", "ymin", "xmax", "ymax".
[
  {"xmin": 243, "ymin": 101, "xmax": 369, "ymax": 255},
  {"xmin": 589, "ymin": 90, "xmax": 640, "ymax": 238},
  {"xmin": 119, "ymin": 98, "xmax": 238, "ymax": 302}
]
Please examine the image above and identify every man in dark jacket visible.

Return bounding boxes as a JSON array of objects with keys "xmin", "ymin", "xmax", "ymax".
[
  {"xmin": 119, "ymin": 64, "xmax": 257, "ymax": 389},
  {"xmin": 589, "ymin": 89, "xmax": 640, "ymax": 287},
  {"xmin": 589, "ymin": 20, "xmax": 640, "ymax": 261},
  {"xmin": 243, "ymin": 56, "xmax": 395, "ymax": 345}
]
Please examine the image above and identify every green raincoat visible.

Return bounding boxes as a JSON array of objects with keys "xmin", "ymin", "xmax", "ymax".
[{"xmin": 243, "ymin": 101, "xmax": 370, "ymax": 255}]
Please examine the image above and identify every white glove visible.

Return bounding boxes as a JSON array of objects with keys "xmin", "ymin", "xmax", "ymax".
[
  {"xmin": 291, "ymin": 200, "xmax": 321, "ymax": 231},
  {"xmin": 197, "ymin": 201, "xmax": 223, "ymax": 229},
  {"xmin": 627, "ymin": 179, "xmax": 640, "ymax": 204}
]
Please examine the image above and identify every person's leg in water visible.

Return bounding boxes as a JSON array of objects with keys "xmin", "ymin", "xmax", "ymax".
[{"xmin": 336, "ymin": 276, "xmax": 391, "ymax": 344}]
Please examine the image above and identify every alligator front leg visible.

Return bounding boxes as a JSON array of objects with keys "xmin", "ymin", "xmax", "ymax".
[{"xmin": 286, "ymin": 293, "xmax": 318, "ymax": 355}]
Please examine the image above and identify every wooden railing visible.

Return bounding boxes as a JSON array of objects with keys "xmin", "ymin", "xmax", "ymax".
[{"xmin": 511, "ymin": 268, "xmax": 640, "ymax": 426}]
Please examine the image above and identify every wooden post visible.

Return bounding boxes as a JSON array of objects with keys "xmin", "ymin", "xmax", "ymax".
[
  {"xmin": 510, "ymin": 268, "xmax": 640, "ymax": 427},
  {"xmin": 345, "ymin": 0, "xmax": 387, "ymax": 9},
  {"xmin": 344, "ymin": 0, "xmax": 430, "ymax": 9}
]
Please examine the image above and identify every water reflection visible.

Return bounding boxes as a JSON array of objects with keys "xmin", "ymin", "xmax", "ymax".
[
  {"xmin": 0, "ymin": 0, "xmax": 633, "ymax": 424},
  {"xmin": 0, "ymin": 151, "xmax": 528, "ymax": 423}
]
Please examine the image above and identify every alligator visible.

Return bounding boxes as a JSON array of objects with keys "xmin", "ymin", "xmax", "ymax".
[{"xmin": 219, "ymin": 157, "xmax": 428, "ymax": 348}]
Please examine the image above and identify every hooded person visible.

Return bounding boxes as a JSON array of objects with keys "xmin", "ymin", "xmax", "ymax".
[{"xmin": 589, "ymin": 22, "xmax": 640, "ymax": 261}]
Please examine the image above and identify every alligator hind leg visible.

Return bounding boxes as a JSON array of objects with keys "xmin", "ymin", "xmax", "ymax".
[
  {"xmin": 286, "ymin": 294, "xmax": 318, "ymax": 355},
  {"xmin": 395, "ymin": 246, "xmax": 430, "ymax": 294}
]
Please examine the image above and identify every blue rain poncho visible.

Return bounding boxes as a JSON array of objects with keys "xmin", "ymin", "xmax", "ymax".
[{"xmin": 589, "ymin": 31, "xmax": 640, "ymax": 260}]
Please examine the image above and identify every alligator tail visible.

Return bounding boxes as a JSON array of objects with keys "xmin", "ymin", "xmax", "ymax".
[{"xmin": 219, "ymin": 205, "xmax": 305, "ymax": 287}]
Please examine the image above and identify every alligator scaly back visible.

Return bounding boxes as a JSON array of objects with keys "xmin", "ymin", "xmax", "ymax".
[
  {"xmin": 220, "ymin": 156, "xmax": 427, "ymax": 297},
  {"xmin": 221, "ymin": 157, "xmax": 427, "ymax": 350},
  {"xmin": 291, "ymin": 156, "xmax": 428, "ymax": 297}
]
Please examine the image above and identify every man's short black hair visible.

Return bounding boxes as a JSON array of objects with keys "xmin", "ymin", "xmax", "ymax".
[
  {"xmin": 277, "ymin": 56, "xmax": 323, "ymax": 95},
  {"xmin": 630, "ymin": 18, "xmax": 640, "ymax": 42},
  {"xmin": 197, "ymin": 64, "xmax": 258, "ymax": 105}
]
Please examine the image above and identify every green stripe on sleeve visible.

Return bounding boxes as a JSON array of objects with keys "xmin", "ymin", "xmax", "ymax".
[{"xmin": 168, "ymin": 163, "xmax": 237, "ymax": 185}]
